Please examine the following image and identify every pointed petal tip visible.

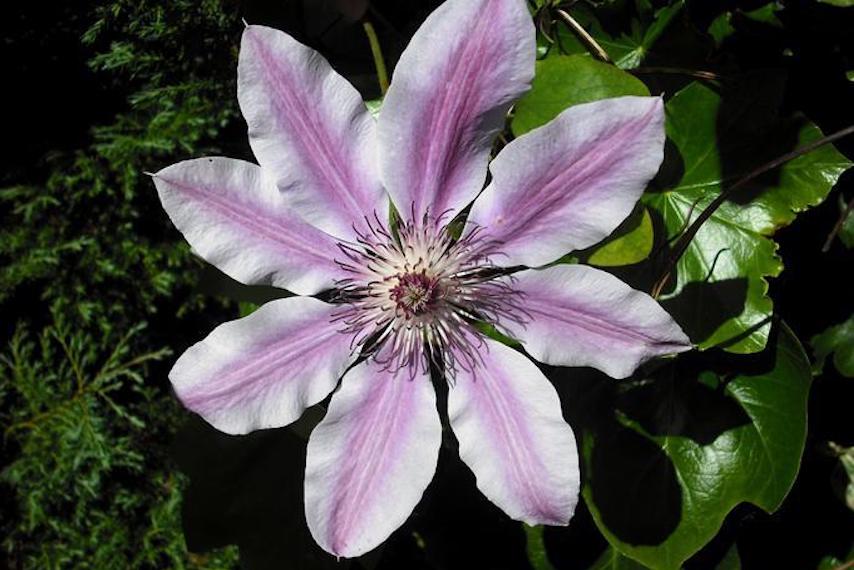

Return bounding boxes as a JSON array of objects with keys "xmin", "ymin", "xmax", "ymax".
[{"xmin": 305, "ymin": 359, "xmax": 440, "ymax": 561}]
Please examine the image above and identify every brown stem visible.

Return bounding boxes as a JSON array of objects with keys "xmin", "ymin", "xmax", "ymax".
[
  {"xmin": 652, "ymin": 124, "xmax": 854, "ymax": 298},
  {"xmin": 632, "ymin": 66, "xmax": 721, "ymax": 82},
  {"xmin": 554, "ymin": 8, "xmax": 612, "ymax": 64}
]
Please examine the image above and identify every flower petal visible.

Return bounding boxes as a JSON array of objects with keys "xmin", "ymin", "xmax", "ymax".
[
  {"xmin": 238, "ymin": 25, "xmax": 385, "ymax": 239},
  {"xmin": 169, "ymin": 296, "xmax": 355, "ymax": 435},
  {"xmin": 153, "ymin": 157, "xmax": 347, "ymax": 295},
  {"xmin": 448, "ymin": 337, "xmax": 579, "ymax": 526},
  {"xmin": 467, "ymin": 96, "xmax": 665, "ymax": 268},
  {"xmin": 501, "ymin": 264, "xmax": 692, "ymax": 379},
  {"xmin": 305, "ymin": 359, "xmax": 441, "ymax": 557},
  {"xmin": 378, "ymin": 0, "xmax": 535, "ymax": 222}
]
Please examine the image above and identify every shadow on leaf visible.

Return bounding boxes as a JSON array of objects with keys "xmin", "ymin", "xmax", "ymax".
[
  {"xmin": 661, "ymin": 277, "xmax": 749, "ymax": 346},
  {"xmin": 616, "ymin": 364, "xmax": 751, "ymax": 446}
]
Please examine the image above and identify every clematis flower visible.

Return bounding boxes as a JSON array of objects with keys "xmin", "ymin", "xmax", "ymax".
[{"xmin": 152, "ymin": 0, "xmax": 691, "ymax": 558}]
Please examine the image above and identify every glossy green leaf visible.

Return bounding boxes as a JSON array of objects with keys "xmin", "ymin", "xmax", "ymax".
[
  {"xmin": 811, "ymin": 315, "xmax": 854, "ymax": 377},
  {"xmin": 511, "ymin": 55, "xmax": 648, "ymax": 136},
  {"xmin": 581, "ymin": 322, "xmax": 811, "ymax": 569},
  {"xmin": 586, "ymin": 206, "xmax": 655, "ymax": 267},
  {"xmin": 817, "ymin": 0, "xmax": 854, "ymax": 7},
  {"xmin": 645, "ymin": 80, "xmax": 851, "ymax": 353}
]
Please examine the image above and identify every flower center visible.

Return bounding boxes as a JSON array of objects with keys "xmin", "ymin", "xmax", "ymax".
[
  {"xmin": 332, "ymin": 212, "xmax": 522, "ymax": 376},
  {"xmin": 390, "ymin": 272, "xmax": 439, "ymax": 317}
]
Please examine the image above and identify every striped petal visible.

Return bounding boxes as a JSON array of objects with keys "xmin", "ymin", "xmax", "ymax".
[
  {"xmin": 169, "ymin": 297, "xmax": 355, "ymax": 435},
  {"xmin": 501, "ymin": 264, "xmax": 692, "ymax": 379},
  {"xmin": 448, "ymin": 337, "xmax": 579, "ymax": 526},
  {"xmin": 238, "ymin": 25, "xmax": 385, "ymax": 239},
  {"xmin": 153, "ymin": 157, "xmax": 346, "ymax": 295},
  {"xmin": 305, "ymin": 359, "xmax": 441, "ymax": 557},
  {"xmin": 378, "ymin": 0, "xmax": 535, "ymax": 223},
  {"xmin": 467, "ymin": 96, "xmax": 665, "ymax": 268}
]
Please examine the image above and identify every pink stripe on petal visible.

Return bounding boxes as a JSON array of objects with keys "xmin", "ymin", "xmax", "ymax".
[
  {"xmin": 378, "ymin": 0, "xmax": 535, "ymax": 222},
  {"xmin": 448, "ymin": 337, "xmax": 579, "ymax": 526},
  {"xmin": 153, "ymin": 157, "xmax": 347, "ymax": 295},
  {"xmin": 501, "ymin": 265, "xmax": 692, "ymax": 379},
  {"xmin": 467, "ymin": 96, "xmax": 665, "ymax": 268},
  {"xmin": 305, "ymin": 359, "xmax": 441, "ymax": 557},
  {"xmin": 238, "ymin": 25, "xmax": 385, "ymax": 239},
  {"xmin": 170, "ymin": 297, "xmax": 355, "ymax": 435}
]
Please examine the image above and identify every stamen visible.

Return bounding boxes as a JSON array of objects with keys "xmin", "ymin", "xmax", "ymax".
[{"xmin": 332, "ymin": 210, "xmax": 524, "ymax": 377}]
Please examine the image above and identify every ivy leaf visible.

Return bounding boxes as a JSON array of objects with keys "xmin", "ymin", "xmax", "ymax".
[
  {"xmin": 511, "ymin": 55, "xmax": 648, "ymax": 136},
  {"xmin": 707, "ymin": 2, "xmax": 783, "ymax": 48},
  {"xmin": 585, "ymin": 206, "xmax": 655, "ymax": 267},
  {"xmin": 608, "ymin": 0, "xmax": 684, "ymax": 69},
  {"xmin": 578, "ymin": 322, "xmax": 811, "ymax": 570},
  {"xmin": 811, "ymin": 315, "xmax": 854, "ymax": 377},
  {"xmin": 645, "ymin": 79, "xmax": 851, "ymax": 353}
]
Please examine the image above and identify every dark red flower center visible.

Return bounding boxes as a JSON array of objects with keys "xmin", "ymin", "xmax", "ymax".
[{"xmin": 390, "ymin": 272, "xmax": 439, "ymax": 317}]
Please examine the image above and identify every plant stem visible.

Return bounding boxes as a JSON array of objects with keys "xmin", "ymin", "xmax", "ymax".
[
  {"xmin": 362, "ymin": 20, "xmax": 389, "ymax": 95},
  {"xmin": 652, "ymin": 123, "xmax": 854, "ymax": 298},
  {"xmin": 632, "ymin": 66, "xmax": 721, "ymax": 82},
  {"xmin": 822, "ymin": 193, "xmax": 854, "ymax": 252},
  {"xmin": 555, "ymin": 8, "xmax": 612, "ymax": 64}
]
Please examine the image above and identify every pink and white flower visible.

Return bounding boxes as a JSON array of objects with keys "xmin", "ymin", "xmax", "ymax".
[{"xmin": 152, "ymin": 0, "xmax": 691, "ymax": 558}]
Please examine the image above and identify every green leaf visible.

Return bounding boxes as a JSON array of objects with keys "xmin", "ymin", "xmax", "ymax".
[
  {"xmin": 817, "ymin": 0, "xmax": 854, "ymax": 7},
  {"xmin": 829, "ymin": 443, "xmax": 854, "ymax": 511},
  {"xmin": 512, "ymin": 55, "xmax": 649, "ymax": 136},
  {"xmin": 811, "ymin": 315, "xmax": 854, "ymax": 377},
  {"xmin": 817, "ymin": 543, "xmax": 854, "ymax": 570},
  {"xmin": 715, "ymin": 545, "xmax": 742, "ymax": 570},
  {"xmin": 645, "ymin": 79, "xmax": 852, "ymax": 353},
  {"xmin": 706, "ymin": 3, "xmax": 782, "ymax": 48},
  {"xmin": 586, "ymin": 206, "xmax": 655, "ymax": 267},
  {"xmin": 741, "ymin": 3, "xmax": 784, "ymax": 27},
  {"xmin": 581, "ymin": 322, "xmax": 812, "ymax": 569},
  {"xmin": 707, "ymin": 12, "xmax": 735, "ymax": 47}
]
